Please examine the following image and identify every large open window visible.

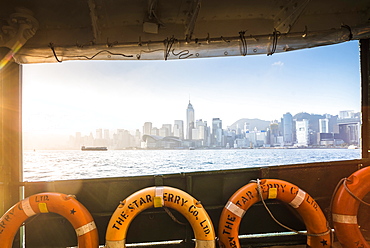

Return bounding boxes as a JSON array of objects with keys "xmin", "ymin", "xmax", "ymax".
[{"xmin": 22, "ymin": 40, "xmax": 361, "ymax": 181}]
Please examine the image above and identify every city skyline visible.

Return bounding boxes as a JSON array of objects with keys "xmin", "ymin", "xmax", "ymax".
[
  {"xmin": 22, "ymin": 41, "xmax": 360, "ymax": 149},
  {"xmin": 75, "ymin": 108, "xmax": 356, "ymax": 138},
  {"xmin": 24, "ymin": 100, "xmax": 359, "ymax": 149},
  {"xmin": 23, "ymin": 104, "xmax": 359, "ymax": 150},
  {"xmin": 65, "ymin": 108, "xmax": 360, "ymax": 150}
]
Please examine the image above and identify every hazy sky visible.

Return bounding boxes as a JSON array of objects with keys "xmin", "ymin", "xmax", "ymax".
[{"xmin": 23, "ymin": 40, "xmax": 360, "ymax": 142}]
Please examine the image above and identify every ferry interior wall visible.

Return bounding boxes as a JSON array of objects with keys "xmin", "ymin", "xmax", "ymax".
[{"xmin": 1, "ymin": 1, "xmax": 370, "ymax": 248}]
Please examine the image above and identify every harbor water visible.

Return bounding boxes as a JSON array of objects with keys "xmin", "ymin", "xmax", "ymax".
[{"xmin": 23, "ymin": 149, "xmax": 361, "ymax": 182}]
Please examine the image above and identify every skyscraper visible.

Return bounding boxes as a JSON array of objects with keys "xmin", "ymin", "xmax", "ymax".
[
  {"xmin": 173, "ymin": 120, "xmax": 184, "ymax": 139},
  {"xmin": 186, "ymin": 101, "xmax": 194, "ymax": 140},
  {"xmin": 339, "ymin": 110, "xmax": 354, "ymax": 119},
  {"xmin": 195, "ymin": 119, "xmax": 206, "ymax": 140},
  {"xmin": 319, "ymin": 118, "xmax": 329, "ymax": 133},
  {"xmin": 212, "ymin": 118, "xmax": 223, "ymax": 147},
  {"xmin": 162, "ymin": 124, "xmax": 172, "ymax": 136},
  {"xmin": 269, "ymin": 122, "xmax": 279, "ymax": 146},
  {"xmin": 143, "ymin": 122, "xmax": 152, "ymax": 135},
  {"xmin": 104, "ymin": 129, "xmax": 110, "ymax": 140},
  {"xmin": 96, "ymin": 128, "xmax": 103, "ymax": 140},
  {"xmin": 296, "ymin": 119, "xmax": 309, "ymax": 146},
  {"xmin": 282, "ymin": 113, "xmax": 293, "ymax": 145}
]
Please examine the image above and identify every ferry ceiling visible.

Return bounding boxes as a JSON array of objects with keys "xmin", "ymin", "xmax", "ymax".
[{"xmin": 2, "ymin": 0, "xmax": 370, "ymax": 64}]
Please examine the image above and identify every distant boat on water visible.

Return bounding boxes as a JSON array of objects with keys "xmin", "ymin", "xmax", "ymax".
[
  {"xmin": 348, "ymin": 145, "xmax": 359, "ymax": 149},
  {"xmin": 81, "ymin": 146, "xmax": 108, "ymax": 151}
]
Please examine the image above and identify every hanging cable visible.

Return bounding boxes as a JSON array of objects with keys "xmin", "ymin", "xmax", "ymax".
[
  {"xmin": 172, "ymin": 49, "xmax": 193, "ymax": 59},
  {"xmin": 50, "ymin": 43, "xmax": 133, "ymax": 61},
  {"xmin": 253, "ymin": 179, "xmax": 331, "ymax": 237},
  {"xmin": 220, "ymin": 36, "xmax": 230, "ymax": 43},
  {"xmin": 239, "ymin": 31, "xmax": 247, "ymax": 56},
  {"xmin": 330, "ymin": 177, "xmax": 370, "ymax": 220},
  {"xmin": 136, "ymin": 48, "xmax": 163, "ymax": 60},
  {"xmin": 328, "ymin": 177, "xmax": 345, "ymax": 226},
  {"xmin": 267, "ymin": 29, "xmax": 281, "ymax": 56},
  {"xmin": 48, "ymin": 42, "xmax": 62, "ymax": 63},
  {"xmin": 328, "ymin": 176, "xmax": 370, "ymax": 247},
  {"xmin": 63, "ymin": 50, "xmax": 133, "ymax": 60},
  {"xmin": 341, "ymin": 25, "xmax": 353, "ymax": 41},
  {"xmin": 343, "ymin": 178, "xmax": 370, "ymax": 206},
  {"xmin": 164, "ymin": 36, "xmax": 176, "ymax": 60},
  {"xmin": 163, "ymin": 207, "xmax": 187, "ymax": 225},
  {"xmin": 71, "ymin": 50, "xmax": 133, "ymax": 60}
]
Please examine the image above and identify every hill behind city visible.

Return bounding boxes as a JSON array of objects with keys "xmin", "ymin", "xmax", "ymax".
[{"xmin": 229, "ymin": 118, "xmax": 271, "ymax": 131}]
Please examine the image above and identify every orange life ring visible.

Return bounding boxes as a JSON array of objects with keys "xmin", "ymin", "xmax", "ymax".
[
  {"xmin": 105, "ymin": 186, "xmax": 216, "ymax": 248},
  {"xmin": 0, "ymin": 192, "xmax": 99, "ymax": 248},
  {"xmin": 218, "ymin": 179, "xmax": 331, "ymax": 248},
  {"xmin": 332, "ymin": 166, "xmax": 370, "ymax": 248}
]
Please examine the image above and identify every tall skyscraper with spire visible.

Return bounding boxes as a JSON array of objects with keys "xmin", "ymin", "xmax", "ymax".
[{"xmin": 186, "ymin": 101, "xmax": 194, "ymax": 140}]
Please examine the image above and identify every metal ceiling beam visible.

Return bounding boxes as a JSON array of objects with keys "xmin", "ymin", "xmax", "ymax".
[
  {"xmin": 15, "ymin": 23, "xmax": 370, "ymax": 63},
  {"xmin": 184, "ymin": 0, "xmax": 201, "ymax": 42},
  {"xmin": 274, "ymin": 0, "xmax": 310, "ymax": 33},
  {"xmin": 87, "ymin": 0, "xmax": 101, "ymax": 44}
]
